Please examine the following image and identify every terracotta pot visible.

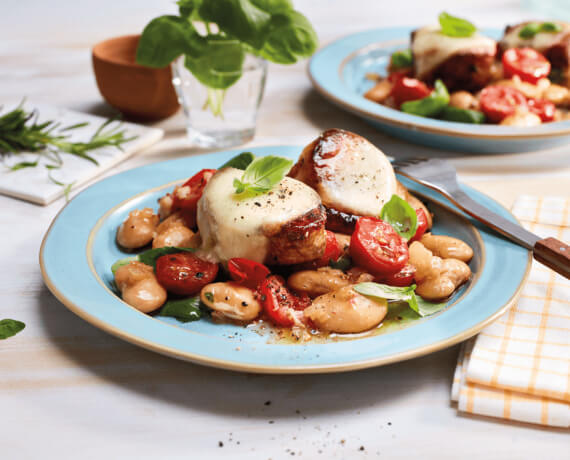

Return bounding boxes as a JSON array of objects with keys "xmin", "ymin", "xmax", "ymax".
[{"xmin": 92, "ymin": 34, "xmax": 180, "ymax": 121}]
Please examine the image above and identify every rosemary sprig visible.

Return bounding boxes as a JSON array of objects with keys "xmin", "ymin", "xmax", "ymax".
[{"xmin": 0, "ymin": 103, "xmax": 136, "ymax": 198}]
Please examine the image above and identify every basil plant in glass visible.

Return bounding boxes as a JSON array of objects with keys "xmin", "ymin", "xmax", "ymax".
[{"xmin": 136, "ymin": 0, "xmax": 318, "ymax": 148}]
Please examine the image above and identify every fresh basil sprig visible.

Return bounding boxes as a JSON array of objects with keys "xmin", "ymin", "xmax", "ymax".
[
  {"xmin": 401, "ymin": 79, "xmax": 450, "ymax": 118},
  {"xmin": 233, "ymin": 155, "xmax": 293, "ymax": 195},
  {"xmin": 111, "ymin": 246, "xmax": 196, "ymax": 274},
  {"xmin": 158, "ymin": 296, "xmax": 202, "ymax": 322},
  {"xmin": 519, "ymin": 21, "xmax": 562, "ymax": 39},
  {"xmin": 219, "ymin": 151, "xmax": 255, "ymax": 170},
  {"xmin": 353, "ymin": 282, "xmax": 447, "ymax": 317},
  {"xmin": 438, "ymin": 12, "xmax": 476, "ymax": 38},
  {"xmin": 440, "ymin": 105, "xmax": 485, "ymax": 124},
  {"xmin": 380, "ymin": 195, "xmax": 418, "ymax": 239},
  {"xmin": 137, "ymin": 0, "xmax": 318, "ymax": 93},
  {"xmin": 0, "ymin": 319, "xmax": 25, "ymax": 340},
  {"xmin": 390, "ymin": 49, "xmax": 413, "ymax": 70}
]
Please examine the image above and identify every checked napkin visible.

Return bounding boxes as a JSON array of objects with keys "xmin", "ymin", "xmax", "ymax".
[{"xmin": 451, "ymin": 195, "xmax": 570, "ymax": 428}]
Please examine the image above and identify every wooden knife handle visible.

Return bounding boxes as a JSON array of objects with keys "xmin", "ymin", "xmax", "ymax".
[{"xmin": 533, "ymin": 237, "xmax": 570, "ymax": 279}]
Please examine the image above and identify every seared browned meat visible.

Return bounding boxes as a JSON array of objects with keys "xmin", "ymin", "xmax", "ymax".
[
  {"xmin": 263, "ymin": 205, "xmax": 327, "ymax": 265},
  {"xmin": 197, "ymin": 167, "xmax": 326, "ymax": 266},
  {"xmin": 289, "ymin": 129, "xmax": 397, "ymax": 226},
  {"xmin": 411, "ymin": 25, "xmax": 497, "ymax": 92}
]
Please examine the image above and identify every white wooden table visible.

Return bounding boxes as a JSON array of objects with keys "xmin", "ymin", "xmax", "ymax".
[{"xmin": 1, "ymin": 1, "xmax": 569, "ymax": 458}]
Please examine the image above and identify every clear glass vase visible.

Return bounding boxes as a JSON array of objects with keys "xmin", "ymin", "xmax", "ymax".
[{"xmin": 171, "ymin": 54, "xmax": 267, "ymax": 148}]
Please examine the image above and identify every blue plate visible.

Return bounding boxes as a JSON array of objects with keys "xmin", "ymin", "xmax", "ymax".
[
  {"xmin": 40, "ymin": 146, "xmax": 531, "ymax": 373},
  {"xmin": 309, "ymin": 27, "xmax": 570, "ymax": 154}
]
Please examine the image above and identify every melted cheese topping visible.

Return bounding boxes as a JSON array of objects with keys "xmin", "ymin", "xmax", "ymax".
[
  {"xmin": 196, "ymin": 168, "xmax": 322, "ymax": 264},
  {"xmin": 500, "ymin": 21, "xmax": 570, "ymax": 53},
  {"xmin": 412, "ymin": 25, "xmax": 497, "ymax": 79},
  {"xmin": 316, "ymin": 136, "xmax": 397, "ymax": 216}
]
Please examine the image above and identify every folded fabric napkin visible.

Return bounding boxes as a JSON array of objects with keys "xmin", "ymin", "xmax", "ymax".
[{"xmin": 451, "ymin": 195, "xmax": 570, "ymax": 428}]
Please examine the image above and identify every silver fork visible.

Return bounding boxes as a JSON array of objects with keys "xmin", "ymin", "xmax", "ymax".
[{"xmin": 391, "ymin": 157, "xmax": 570, "ymax": 279}]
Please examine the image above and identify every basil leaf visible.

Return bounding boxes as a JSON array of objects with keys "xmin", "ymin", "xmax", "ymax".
[
  {"xmin": 199, "ymin": 0, "xmax": 272, "ymax": 50},
  {"xmin": 354, "ymin": 282, "xmax": 418, "ymax": 312},
  {"xmin": 219, "ymin": 151, "xmax": 255, "ymax": 170},
  {"xmin": 518, "ymin": 22, "xmax": 540, "ymax": 39},
  {"xmin": 138, "ymin": 247, "xmax": 196, "ymax": 268},
  {"xmin": 111, "ymin": 256, "xmax": 138, "ymax": 275},
  {"xmin": 401, "ymin": 79, "xmax": 449, "ymax": 118},
  {"xmin": 519, "ymin": 22, "xmax": 561, "ymax": 39},
  {"xmin": 158, "ymin": 297, "xmax": 202, "ymax": 322},
  {"xmin": 233, "ymin": 155, "xmax": 293, "ymax": 196},
  {"xmin": 251, "ymin": 0, "xmax": 293, "ymax": 13},
  {"xmin": 416, "ymin": 297, "xmax": 447, "ymax": 317},
  {"xmin": 0, "ymin": 319, "xmax": 25, "ymax": 340},
  {"xmin": 184, "ymin": 37, "xmax": 245, "ymax": 90},
  {"xmin": 390, "ymin": 49, "xmax": 413, "ymax": 70},
  {"xmin": 259, "ymin": 10, "xmax": 319, "ymax": 64},
  {"xmin": 136, "ymin": 15, "xmax": 205, "ymax": 68},
  {"xmin": 438, "ymin": 12, "xmax": 476, "ymax": 38},
  {"xmin": 380, "ymin": 194, "xmax": 418, "ymax": 239},
  {"xmin": 329, "ymin": 255, "xmax": 352, "ymax": 271},
  {"xmin": 540, "ymin": 22, "xmax": 561, "ymax": 33},
  {"xmin": 177, "ymin": 0, "xmax": 202, "ymax": 20},
  {"xmin": 440, "ymin": 105, "xmax": 485, "ymax": 124}
]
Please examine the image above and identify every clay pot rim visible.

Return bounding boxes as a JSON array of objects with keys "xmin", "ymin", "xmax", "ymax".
[{"xmin": 92, "ymin": 34, "xmax": 168, "ymax": 70}]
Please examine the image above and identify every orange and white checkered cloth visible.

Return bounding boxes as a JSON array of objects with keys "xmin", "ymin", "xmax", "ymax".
[{"xmin": 451, "ymin": 195, "xmax": 570, "ymax": 428}]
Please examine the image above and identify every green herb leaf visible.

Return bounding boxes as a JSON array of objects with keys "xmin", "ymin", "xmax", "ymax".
[
  {"xmin": 111, "ymin": 256, "xmax": 138, "ymax": 275},
  {"xmin": 354, "ymin": 282, "xmax": 418, "ymax": 313},
  {"xmin": 0, "ymin": 319, "xmax": 25, "ymax": 340},
  {"xmin": 401, "ymin": 79, "xmax": 449, "ymax": 118},
  {"xmin": 136, "ymin": 15, "xmax": 205, "ymax": 68},
  {"xmin": 329, "ymin": 255, "xmax": 352, "ymax": 271},
  {"xmin": 250, "ymin": 0, "xmax": 293, "ymax": 13},
  {"xmin": 415, "ymin": 297, "xmax": 447, "ymax": 316},
  {"xmin": 177, "ymin": 0, "xmax": 203, "ymax": 20},
  {"xmin": 219, "ymin": 151, "xmax": 255, "ymax": 170},
  {"xmin": 138, "ymin": 247, "xmax": 196, "ymax": 269},
  {"xmin": 199, "ymin": 0, "xmax": 272, "ymax": 50},
  {"xmin": 259, "ymin": 10, "xmax": 318, "ymax": 64},
  {"xmin": 440, "ymin": 105, "xmax": 486, "ymax": 124},
  {"xmin": 233, "ymin": 155, "xmax": 293, "ymax": 196},
  {"xmin": 380, "ymin": 194, "xmax": 418, "ymax": 239},
  {"xmin": 390, "ymin": 49, "xmax": 413, "ymax": 70},
  {"xmin": 9, "ymin": 160, "xmax": 38, "ymax": 171},
  {"xmin": 518, "ymin": 22, "xmax": 541, "ymax": 39},
  {"xmin": 158, "ymin": 297, "xmax": 202, "ymax": 322},
  {"xmin": 438, "ymin": 12, "xmax": 476, "ymax": 38},
  {"xmin": 519, "ymin": 21, "xmax": 561, "ymax": 39}
]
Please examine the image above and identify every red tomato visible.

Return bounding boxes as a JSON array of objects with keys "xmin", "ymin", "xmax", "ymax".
[
  {"xmin": 387, "ymin": 68, "xmax": 412, "ymax": 83},
  {"xmin": 390, "ymin": 77, "xmax": 431, "ymax": 106},
  {"xmin": 378, "ymin": 264, "xmax": 416, "ymax": 287},
  {"xmin": 228, "ymin": 258, "xmax": 270, "ymax": 289},
  {"xmin": 155, "ymin": 252, "xmax": 218, "ymax": 296},
  {"xmin": 315, "ymin": 231, "xmax": 342, "ymax": 267},
  {"xmin": 350, "ymin": 217, "xmax": 409, "ymax": 276},
  {"xmin": 479, "ymin": 85, "xmax": 527, "ymax": 123},
  {"xmin": 171, "ymin": 169, "xmax": 217, "ymax": 228},
  {"xmin": 409, "ymin": 208, "xmax": 429, "ymax": 243},
  {"xmin": 258, "ymin": 275, "xmax": 310, "ymax": 327},
  {"xmin": 502, "ymin": 48, "xmax": 551, "ymax": 84},
  {"xmin": 527, "ymin": 98, "xmax": 555, "ymax": 122}
]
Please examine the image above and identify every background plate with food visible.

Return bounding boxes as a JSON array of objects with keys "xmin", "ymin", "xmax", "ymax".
[
  {"xmin": 40, "ymin": 143, "xmax": 530, "ymax": 373},
  {"xmin": 309, "ymin": 19, "xmax": 570, "ymax": 153}
]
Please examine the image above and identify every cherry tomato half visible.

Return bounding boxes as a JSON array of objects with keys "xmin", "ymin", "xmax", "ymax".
[
  {"xmin": 502, "ymin": 48, "xmax": 551, "ymax": 85},
  {"xmin": 390, "ymin": 77, "xmax": 431, "ymax": 106},
  {"xmin": 315, "ymin": 230, "xmax": 343, "ymax": 267},
  {"xmin": 409, "ymin": 208, "xmax": 429, "ymax": 243},
  {"xmin": 258, "ymin": 275, "xmax": 310, "ymax": 327},
  {"xmin": 350, "ymin": 217, "xmax": 409, "ymax": 276},
  {"xmin": 228, "ymin": 258, "xmax": 270, "ymax": 290},
  {"xmin": 377, "ymin": 263, "xmax": 416, "ymax": 287},
  {"xmin": 171, "ymin": 168, "xmax": 217, "ymax": 228},
  {"xmin": 387, "ymin": 68, "xmax": 413, "ymax": 83},
  {"xmin": 527, "ymin": 98, "xmax": 556, "ymax": 122},
  {"xmin": 479, "ymin": 85, "xmax": 527, "ymax": 123},
  {"xmin": 155, "ymin": 252, "xmax": 218, "ymax": 296}
]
